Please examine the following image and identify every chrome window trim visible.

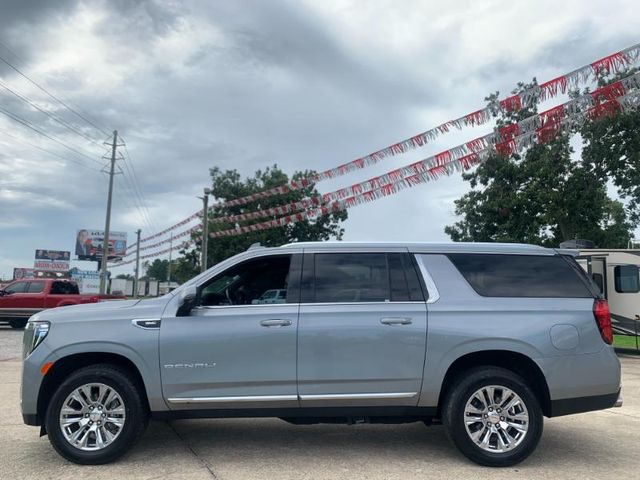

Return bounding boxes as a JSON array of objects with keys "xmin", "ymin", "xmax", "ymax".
[
  {"xmin": 167, "ymin": 395, "xmax": 298, "ymax": 404},
  {"xmin": 193, "ymin": 301, "xmax": 425, "ymax": 311},
  {"xmin": 414, "ymin": 254, "xmax": 440, "ymax": 304}
]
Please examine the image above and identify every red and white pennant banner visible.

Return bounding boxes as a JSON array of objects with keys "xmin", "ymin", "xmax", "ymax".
[
  {"xmin": 215, "ymin": 43, "xmax": 640, "ymax": 208},
  {"xmin": 309, "ymin": 72, "xmax": 640, "ymax": 207},
  {"xmin": 111, "ymin": 239, "xmax": 196, "ymax": 267},
  {"xmin": 130, "ymin": 42, "xmax": 640, "ymax": 247},
  {"xmin": 210, "ymin": 86, "xmax": 640, "ymax": 239},
  {"xmin": 119, "ymin": 69, "xmax": 640, "ymax": 258},
  {"xmin": 203, "ymin": 71, "xmax": 640, "ymax": 227}
]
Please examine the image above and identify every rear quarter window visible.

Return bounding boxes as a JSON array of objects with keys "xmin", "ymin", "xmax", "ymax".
[{"xmin": 447, "ymin": 253, "xmax": 594, "ymax": 298}]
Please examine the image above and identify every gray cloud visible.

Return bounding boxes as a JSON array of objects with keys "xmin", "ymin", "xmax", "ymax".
[{"xmin": 0, "ymin": 0, "xmax": 638, "ymax": 277}]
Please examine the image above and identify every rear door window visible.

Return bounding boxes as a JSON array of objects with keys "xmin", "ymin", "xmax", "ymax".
[
  {"xmin": 27, "ymin": 281, "xmax": 45, "ymax": 293},
  {"xmin": 447, "ymin": 253, "xmax": 593, "ymax": 298},
  {"xmin": 314, "ymin": 253, "xmax": 389, "ymax": 303}
]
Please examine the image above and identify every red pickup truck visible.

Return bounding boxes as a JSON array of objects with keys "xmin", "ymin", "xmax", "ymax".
[{"xmin": 0, "ymin": 278, "xmax": 125, "ymax": 328}]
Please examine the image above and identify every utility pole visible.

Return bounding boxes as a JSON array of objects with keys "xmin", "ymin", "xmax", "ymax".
[
  {"xmin": 133, "ymin": 228, "xmax": 141, "ymax": 299},
  {"xmin": 167, "ymin": 230, "xmax": 173, "ymax": 286},
  {"xmin": 199, "ymin": 188, "xmax": 211, "ymax": 272},
  {"xmin": 99, "ymin": 130, "xmax": 120, "ymax": 295}
]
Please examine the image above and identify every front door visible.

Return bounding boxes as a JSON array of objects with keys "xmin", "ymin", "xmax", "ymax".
[
  {"xmin": 160, "ymin": 253, "xmax": 301, "ymax": 410},
  {"xmin": 297, "ymin": 251, "xmax": 428, "ymax": 407}
]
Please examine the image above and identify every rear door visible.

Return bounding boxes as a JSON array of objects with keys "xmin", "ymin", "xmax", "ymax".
[{"xmin": 297, "ymin": 250, "xmax": 428, "ymax": 407}]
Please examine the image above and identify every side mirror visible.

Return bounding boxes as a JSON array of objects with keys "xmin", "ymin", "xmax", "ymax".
[{"xmin": 176, "ymin": 285, "xmax": 198, "ymax": 317}]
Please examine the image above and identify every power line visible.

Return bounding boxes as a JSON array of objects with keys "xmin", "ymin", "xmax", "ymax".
[
  {"xmin": 0, "ymin": 127, "xmax": 101, "ymax": 172},
  {"xmin": 0, "ymin": 49, "xmax": 111, "ymax": 137},
  {"xmin": 0, "ymin": 105, "xmax": 103, "ymax": 167},
  {"xmin": 121, "ymin": 140, "xmax": 160, "ymax": 234},
  {"xmin": 0, "ymin": 77, "xmax": 104, "ymax": 148}
]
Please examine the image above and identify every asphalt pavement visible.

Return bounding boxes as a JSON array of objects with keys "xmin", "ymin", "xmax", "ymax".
[{"xmin": 1, "ymin": 324, "xmax": 639, "ymax": 480}]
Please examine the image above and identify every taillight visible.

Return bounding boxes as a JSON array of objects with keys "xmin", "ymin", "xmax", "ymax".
[{"xmin": 593, "ymin": 299, "xmax": 613, "ymax": 344}]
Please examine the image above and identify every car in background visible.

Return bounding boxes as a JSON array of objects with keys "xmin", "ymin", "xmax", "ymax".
[
  {"xmin": 251, "ymin": 289, "xmax": 287, "ymax": 304},
  {"xmin": 0, "ymin": 278, "xmax": 125, "ymax": 329}
]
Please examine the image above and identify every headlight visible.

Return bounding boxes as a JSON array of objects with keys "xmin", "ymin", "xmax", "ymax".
[{"xmin": 22, "ymin": 321, "xmax": 50, "ymax": 359}]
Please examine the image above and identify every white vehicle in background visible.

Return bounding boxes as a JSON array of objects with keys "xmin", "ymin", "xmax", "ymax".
[
  {"xmin": 572, "ymin": 245, "xmax": 640, "ymax": 338},
  {"xmin": 251, "ymin": 289, "xmax": 287, "ymax": 304}
]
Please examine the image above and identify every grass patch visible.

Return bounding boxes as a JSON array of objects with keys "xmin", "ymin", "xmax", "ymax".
[{"xmin": 614, "ymin": 334, "xmax": 640, "ymax": 350}]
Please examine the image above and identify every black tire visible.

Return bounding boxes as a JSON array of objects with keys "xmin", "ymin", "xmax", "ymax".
[
  {"xmin": 442, "ymin": 366, "xmax": 543, "ymax": 467},
  {"xmin": 9, "ymin": 318, "xmax": 27, "ymax": 329},
  {"xmin": 45, "ymin": 364, "xmax": 148, "ymax": 464}
]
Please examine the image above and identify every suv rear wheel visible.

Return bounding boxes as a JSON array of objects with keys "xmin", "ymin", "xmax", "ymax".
[
  {"xmin": 45, "ymin": 364, "xmax": 148, "ymax": 464},
  {"xmin": 442, "ymin": 366, "xmax": 543, "ymax": 467}
]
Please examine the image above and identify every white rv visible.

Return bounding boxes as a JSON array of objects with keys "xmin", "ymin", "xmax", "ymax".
[{"xmin": 576, "ymin": 249, "xmax": 640, "ymax": 337}]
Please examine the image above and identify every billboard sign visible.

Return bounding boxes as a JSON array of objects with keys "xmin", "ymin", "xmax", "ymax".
[
  {"xmin": 34, "ymin": 250, "xmax": 70, "ymax": 271},
  {"xmin": 69, "ymin": 269, "xmax": 101, "ymax": 294},
  {"xmin": 75, "ymin": 230, "xmax": 127, "ymax": 260}
]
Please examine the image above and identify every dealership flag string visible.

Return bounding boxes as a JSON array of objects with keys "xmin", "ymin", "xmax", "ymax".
[
  {"xmin": 205, "ymin": 87, "xmax": 640, "ymax": 238},
  {"xmin": 125, "ymin": 42, "xmax": 640, "ymax": 248}
]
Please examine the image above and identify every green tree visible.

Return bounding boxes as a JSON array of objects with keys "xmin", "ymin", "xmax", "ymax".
[
  {"xmin": 445, "ymin": 80, "xmax": 634, "ymax": 248},
  {"xmin": 195, "ymin": 165, "xmax": 347, "ymax": 267},
  {"xmin": 581, "ymin": 106, "xmax": 640, "ymax": 225},
  {"xmin": 145, "ymin": 259, "xmax": 169, "ymax": 282}
]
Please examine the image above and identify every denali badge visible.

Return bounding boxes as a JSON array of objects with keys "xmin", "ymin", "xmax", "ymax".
[{"xmin": 163, "ymin": 362, "xmax": 217, "ymax": 369}]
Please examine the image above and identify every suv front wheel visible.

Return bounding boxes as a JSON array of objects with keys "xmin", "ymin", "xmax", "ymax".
[
  {"xmin": 45, "ymin": 364, "xmax": 148, "ymax": 464},
  {"xmin": 442, "ymin": 366, "xmax": 543, "ymax": 467}
]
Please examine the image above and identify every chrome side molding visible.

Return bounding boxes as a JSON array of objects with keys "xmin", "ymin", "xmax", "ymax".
[{"xmin": 166, "ymin": 392, "xmax": 418, "ymax": 404}]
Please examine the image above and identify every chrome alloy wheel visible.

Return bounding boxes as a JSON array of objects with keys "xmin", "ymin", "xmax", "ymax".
[
  {"xmin": 463, "ymin": 385, "xmax": 529, "ymax": 453},
  {"xmin": 59, "ymin": 383, "xmax": 126, "ymax": 451}
]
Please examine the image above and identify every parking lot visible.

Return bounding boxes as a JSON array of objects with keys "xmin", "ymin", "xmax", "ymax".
[{"xmin": 0, "ymin": 326, "xmax": 638, "ymax": 480}]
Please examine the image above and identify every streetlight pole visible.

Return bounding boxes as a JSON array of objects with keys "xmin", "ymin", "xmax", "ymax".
[
  {"xmin": 133, "ymin": 228, "xmax": 141, "ymax": 299},
  {"xmin": 167, "ymin": 230, "xmax": 173, "ymax": 286},
  {"xmin": 200, "ymin": 188, "xmax": 211, "ymax": 272}
]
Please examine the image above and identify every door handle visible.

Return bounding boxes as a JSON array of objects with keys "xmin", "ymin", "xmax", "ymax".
[
  {"xmin": 260, "ymin": 319, "xmax": 292, "ymax": 327},
  {"xmin": 380, "ymin": 317, "xmax": 412, "ymax": 325}
]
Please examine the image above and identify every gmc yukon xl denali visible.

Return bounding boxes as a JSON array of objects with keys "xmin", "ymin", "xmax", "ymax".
[{"xmin": 21, "ymin": 242, "xmax": 622, "ymax": 466}]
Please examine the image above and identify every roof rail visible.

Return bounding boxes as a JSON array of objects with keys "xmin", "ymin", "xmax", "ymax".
[{"xmin": 247, "ymin": 242, "xmax": 264, "ymax": 251}]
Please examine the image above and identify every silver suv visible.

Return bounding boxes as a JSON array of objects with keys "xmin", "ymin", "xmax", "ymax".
[{"xmin": 21, "ymin": 242, "xmax": 622, "ymax": 466}]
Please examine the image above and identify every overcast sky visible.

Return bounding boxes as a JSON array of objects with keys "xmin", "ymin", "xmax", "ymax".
[{"xmin": 0, "ymin": 0, "xmax": 637, "ymax": 278}]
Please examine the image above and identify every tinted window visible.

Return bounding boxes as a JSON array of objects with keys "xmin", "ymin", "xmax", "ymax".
[
  {"xmin": 448, "ymin": 254, "xmax": 593, "ymax": 298},
  {"xmin": 200, "ymin": 255, "xmax": 292, "ymax": 306},
  {"xmin": 51, "ymin": 281, "xmax": 79, "ymax": 295},
  {"xmin": 614, "ymin": 265, "xmax": 640, "ymax": 293},
  {"xmin": 27, "ymin": 282, "xmax": 45, "ymax": 293},
  {"xmin": 4, "ymin": 281, "xmax": 28, "ymax": 294},
  {"xmin": 592, "ymin": 273, "xmax": 604, "ymax": 294},
  {"xmin": 388, "ymin": 253, "xmax": 425, "ymax": 301},
  {"xmin": 314, "ymin": 253, "xmax": 389, "ymax": 303}
]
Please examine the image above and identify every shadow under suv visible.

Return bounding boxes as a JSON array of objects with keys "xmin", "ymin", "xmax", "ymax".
[{"xmin": 21, "ymin": 242, "xmax": 622, "ymax": 466}]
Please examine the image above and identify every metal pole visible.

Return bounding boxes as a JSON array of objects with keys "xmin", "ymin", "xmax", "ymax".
[
  {"xmin": 201, "ymin": 188, "xmax": 210, "ymax": 272},
  {"xmin": 167, "ymin": 231, "xmax": 173, "ymax": 285},
  {"xmin": 99, "ymin": 130, "xmax": 118, "ymax": 295},
  {"xmin": 133, "ymin": 228, "xmax": 141, "ymax": 299}
]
